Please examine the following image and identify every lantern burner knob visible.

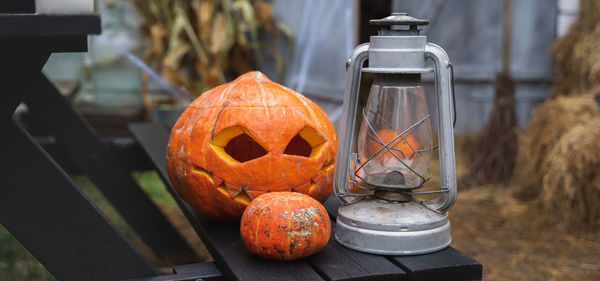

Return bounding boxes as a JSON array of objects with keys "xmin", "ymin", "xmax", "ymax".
[{"xmin": 370, "ymin": 12, "xmax": 429, "ymax": 35}]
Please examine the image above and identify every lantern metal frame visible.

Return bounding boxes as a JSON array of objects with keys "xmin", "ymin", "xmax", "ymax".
[{"xmin": 332, "ymin": 13, "xmax": 458, "ymax": 255}]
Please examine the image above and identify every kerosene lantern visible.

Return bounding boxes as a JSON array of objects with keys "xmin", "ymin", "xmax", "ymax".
[{"xmin": 333, "ymin": 13, "xmax": 457, "ymax": 255}]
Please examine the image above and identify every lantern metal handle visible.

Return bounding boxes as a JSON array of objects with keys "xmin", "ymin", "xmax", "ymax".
[
  {"xmin": 423, "ymin": 43, "xmax": 457, "ymax": 213},
  {"xmin": 334, "ymin": 43, "xmax": 369, "ymax": 204}
]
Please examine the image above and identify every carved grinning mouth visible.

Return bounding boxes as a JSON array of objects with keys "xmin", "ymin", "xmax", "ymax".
[{"xmin": 191, "ymin": 164, "xmax": 331, "ymax": 206}]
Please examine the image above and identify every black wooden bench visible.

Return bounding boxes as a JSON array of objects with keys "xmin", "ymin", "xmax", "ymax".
[{"xmin": 128, "ymin": 123, "xmax": 482, "ymax": 281}]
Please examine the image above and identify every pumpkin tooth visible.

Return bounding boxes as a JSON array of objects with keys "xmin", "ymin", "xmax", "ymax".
[
  {"xmin": 234, "ymin": 190, "xmax": 252, "ymax": 205},
  {"xmin": 191, "ymin": 165, "xmax": 215, "ymax": 184},
  {"xmin": 225, "ymin": 183, "xmax": 242, "ymax": 198},
  {"xmin": 213, "ymin": 175, "xmax": 224, "ymax": 186},
  {"xmin": 308, "ymin": 180, "xmax": 317, "ymax": 193},
  {"xmin": 216, "ymin": 185, "xmax": 229, "ymax": 197}
]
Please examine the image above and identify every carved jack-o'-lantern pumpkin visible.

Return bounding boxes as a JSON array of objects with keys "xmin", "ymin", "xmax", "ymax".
[{"xmin": 167, "ymin": 71, "xmax": 337, "ymax": 220}]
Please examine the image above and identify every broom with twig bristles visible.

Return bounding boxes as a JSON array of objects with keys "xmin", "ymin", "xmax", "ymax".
[{"xmin": 466, "ymin": 0, "xmax": 518, "ymax": 186}]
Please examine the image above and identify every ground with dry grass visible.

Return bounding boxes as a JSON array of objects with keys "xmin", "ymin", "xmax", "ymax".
[
  {"xmin": 451, "ymin": 186, "xmax": 600, "ymax": 280},
  {"xmin": 449, "ymin": 136, "xmax": 600, "ymax": 280}
]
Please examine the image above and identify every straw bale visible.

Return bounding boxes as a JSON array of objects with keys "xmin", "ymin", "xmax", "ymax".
[
  {"xmin": 548, "ymin": 76, "xmax": 600, "ymax": 99},
  {"xmin": 550, "ymin": 0, "xmax": 600, "ymax": 98},
  {"xmin": 539, "ymin": 116, "xmax": 600, "ymax": 227},
  {"xmin": 513, "ymin": 94, "xmax": 600, "ymax": 228}
]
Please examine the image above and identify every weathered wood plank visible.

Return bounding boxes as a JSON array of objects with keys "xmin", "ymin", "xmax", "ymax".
[
  {"xmin": 123, "ymin": 262, "xmax": 223, "ymax": 281},
  {"xmin": 389, "ymin": 247, "xmax": 482, "ymax": 281},
  {"xmin": 24, "ymin": 75, "xmax": 195, "ymax": 259},
  {"xmin": 0, "ymin": 14, "xmax": 101, "ymax": 37},
  {"xmin": 0, "ymin": 120, "xmax": 156, "ymax": 281},
  {"xmin": 323, "ymin": 193, "xmax": 342, "ymax": 219},
  {"xmin": 308, "ymin": 222, "xmax": 407, "ymax": 281},
  {"xmin": 200, "ymin": 220, "xmax": 325, "ymax": 281},
  {"xmin": 0, "ymin": 0, "xmax": 34, "ymax": 13},
  {"xmin": 172, "ymin": 262, "xmax": 223, "ymax": 280}
]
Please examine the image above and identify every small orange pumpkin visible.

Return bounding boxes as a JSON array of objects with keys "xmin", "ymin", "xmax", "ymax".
[
  {"xmin": 240, "ymin": 192, "xmax": 331, "ymax": 260},
  {"xmin": 166, "ymin": 71, "xmax": 337, "ymax": 220}
]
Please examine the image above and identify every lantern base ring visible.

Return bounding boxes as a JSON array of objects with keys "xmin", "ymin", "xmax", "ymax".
[{"xmin": 335, "ymin": 199, "xmax": 451, "ymax": 255}]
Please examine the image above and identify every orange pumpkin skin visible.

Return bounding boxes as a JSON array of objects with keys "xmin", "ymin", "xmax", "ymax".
[
  {"xmin": 240, "ymin": 192, "xmax": 331, "ymax": 260},
  {"xmin": 166, "ymin": 72, "xmax": 337, "ymax": 220}
]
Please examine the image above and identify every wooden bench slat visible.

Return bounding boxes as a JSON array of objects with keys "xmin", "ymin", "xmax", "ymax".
[
  {"xmin": 0, "ymin": 14, "xmax": 101, "ymax": 37},
  {"xmin": 323, "ymin": 193, "xmax": 342, "ymax": 219},
  {"xmin": 200, "ymin": 220, "xmax": 325, "ymax": 281},
  {"xmin": 128, "ymin": 123, "xmax": 172, "ymax": 182},
  {"xmin": 389, "ymin": 247, "xmax": 482, "ymax": 281},
  {"xmin": 123, "ymin": 262, "xmax": 223, "ymax": 281},
  {"xmin": 1, "ymin": 121, "xmax": 157, "ymax": 281},
  {"xmin": 308, "ymin": 222, "xmax": 407, "ymax": 281},
  {"xmin": 23, "ymin": 77, "xmax": 196, "ymax": 259}
]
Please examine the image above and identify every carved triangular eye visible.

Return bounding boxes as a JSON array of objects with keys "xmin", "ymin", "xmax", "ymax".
[
  {"xmin": 284, "ymin": 134, "xmax": 311, "ymax": 157},
  {"xmin": 211, "ymin": 126, "xmax": 267, "ymax": 164},
  {"xmin": 284, "ymin": 127, "xmax": 326, "ymax": 159}
]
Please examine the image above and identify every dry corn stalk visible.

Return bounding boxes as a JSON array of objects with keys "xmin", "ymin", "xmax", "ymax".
[{"xmin": 132, "ymin": 0, "xmax": 293, "ymax": 98}]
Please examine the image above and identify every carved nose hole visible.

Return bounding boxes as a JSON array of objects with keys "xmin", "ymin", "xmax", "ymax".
[{"xmin": 225, "ymin": 133, "xmax": 267, "ymax": 163}]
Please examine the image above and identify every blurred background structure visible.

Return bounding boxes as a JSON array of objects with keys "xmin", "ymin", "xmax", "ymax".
[
  {"xmin": 4, "ymin": 0, "xmax": 600, "ymax": 280},
  {"xmin": 395, "ymin": 0, "xmax": 554, "ymax": 133},
  {"xmin": 39, "ymin": 0, "xmax": 575, "ymax": 134}
]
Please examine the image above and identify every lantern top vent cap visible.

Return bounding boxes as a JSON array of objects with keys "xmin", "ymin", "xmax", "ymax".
[
  {"xmin": 370, "ymin": 12, "xmax": 429, "ymax": 26},
  {"xmin": 370, "ymin": 12, "xmax": 429, "ymax": 35}
]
